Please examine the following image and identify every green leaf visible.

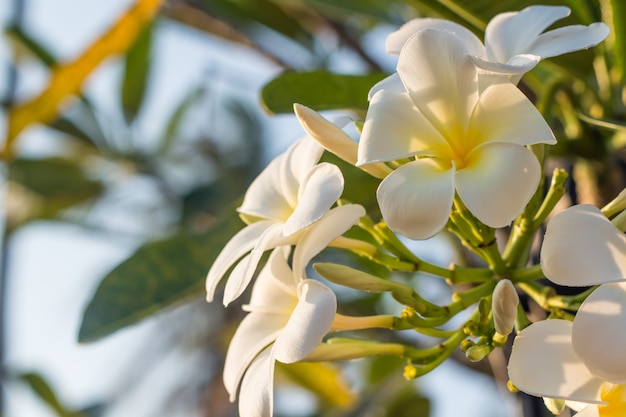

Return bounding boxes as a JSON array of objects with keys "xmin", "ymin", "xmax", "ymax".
[
  {"xmin": 8, "ymin": 157, "xmax": 104, "ymax": 222},
  {"xmin": 301, "ymin": 0, "xmax": 404, "ymax": 23},
  {"xmin": 5, "ymin": 25, "xmax": 58, "ymax": 67},
  {"xmin": 200, "ymin": 0, "xmax": 315, "ymax": 49},
  {"xmin": 19, "ymin": 373, "xmax": 74, "ymax": 417},
  {"xmin": 78, "ymin": 207, "xmax": 243, "ymax": 343},
  {"xmin": 159, "ymin": 86, "xmax": 206, "ymax": 152},
  {"xmin": 121, "ymin": 20, "xmax": 154, "ymax": 123},
  {"xmin": 261, "ymin": 71, "xmax": 386, "ymax": 114}
]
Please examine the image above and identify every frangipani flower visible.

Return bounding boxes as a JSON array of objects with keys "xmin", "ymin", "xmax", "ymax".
[
  {"xmin": 223, "ymin": 204, "xmax": 365, "ymax": 417},
  {"xmin": 206, "ymin": 135, "xmax": 346, "ymax": 305},
  {"xmin": 540, "ymin": 204, "xmax": 626, "ymax": 383},
  {"xmin": 508, "ymin": 319, "xmax": 626, "ymax": 417},
  {"xmin": 358, "ymin": 29, "xmax": 555, "ymax": 240},
  {"xmin": 383, "ymin": 5, "xmax": 609, "ymax": 89}
]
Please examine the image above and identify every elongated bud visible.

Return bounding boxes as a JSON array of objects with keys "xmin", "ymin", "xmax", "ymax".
[
  {"xmin": 602, "ymin": 187, "xmax": 626, "ymax": 218},
  {"xmin": 492, "ymin": 279, "xmax": 519, "ymax": 337},
  {"xmin": 293, "ymin": 103, "xmax": 392, "ymax": 179},
  {"xmin": 303, "ymin": 338, "xmax": 405, "ymax": 362}
]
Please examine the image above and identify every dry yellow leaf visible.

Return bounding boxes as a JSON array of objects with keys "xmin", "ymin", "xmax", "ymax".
[{"xmin": 3, "ymin": 0, "xmax": 163, "ymax": 160}]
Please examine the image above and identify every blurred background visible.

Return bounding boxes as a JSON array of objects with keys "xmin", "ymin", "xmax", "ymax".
[{"xmin": 1, "ymin": 1, "xmax": 621, "ymax": 416}]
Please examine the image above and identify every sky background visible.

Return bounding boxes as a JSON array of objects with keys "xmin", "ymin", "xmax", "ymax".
[{"xmin": 1, "ymin": 1, "xmax": 519, "ymax": 416}]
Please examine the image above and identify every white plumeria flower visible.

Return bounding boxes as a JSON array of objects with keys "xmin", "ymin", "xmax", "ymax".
[
  {"xmin": 381, "ymin": 5, "xmax": 609, "ymax": 90},
  {"xmin": 540, "ymin": 204, "xmax": 626, "ymax": 383},
  {"xmin": 508, "ymin": 319, "xmax": 626, "ymax": 417},
  {"xmin": 358, "ymin": 29, "xmax": 555, "ymax": 240},
  {"xmin": 223, "ymin": 204, "xmax": 365, "ymax": 417},
  {"xmin": 206, "ymin": 135, "xmax": 345, "ymax": 305}
]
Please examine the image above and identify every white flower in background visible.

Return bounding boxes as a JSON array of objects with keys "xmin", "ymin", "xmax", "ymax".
[
  {"xmin": 508, "ymin": 319, "xmax": 626, "ymax": 417},
  {"xmin": 380, "ymin": 5, "xmax": 609, "ymax": 90},
  {"xmin": 540, "ymin": 204, "xmax": 626, "ymax": 382},
  {"xmin": 206, "ymin": 135, "xmax": 345, "ymax": 305},
  {"xmin": 223, "ymin": 204, "xmax": 364, "ymax": 417},
  {"xmin": 358, "ymin": 29, "xmax": 555, "ymax": 240}
]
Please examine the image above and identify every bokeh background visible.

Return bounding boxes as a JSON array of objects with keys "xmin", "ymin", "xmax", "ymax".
[{"xmin": 1, "ymin": 1, "xmax": 621, "ymax": 416}]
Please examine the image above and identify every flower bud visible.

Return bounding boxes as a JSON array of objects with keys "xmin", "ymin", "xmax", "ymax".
[
  {"xmin": 465, "ymin": 344, "xmax": 491, "ymax": 362},
  {"xmin": 492, "ymin": 279, "xmax": 519, "ymax": 337}
]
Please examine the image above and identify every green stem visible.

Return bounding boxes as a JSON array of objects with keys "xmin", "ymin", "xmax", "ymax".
[{"xmin": 510, "ymin": 265, "xmax": 545, "ymax": 282}]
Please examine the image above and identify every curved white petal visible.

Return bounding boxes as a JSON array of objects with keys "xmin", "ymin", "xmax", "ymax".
[
  {"xmin": 292, "ymin": 204, "xmax": 365, "ymax": 280},
  {"xmin": 246, "ymin": 248, "xmax": 297, "ymax": 313},
  {"xmin": 224, "ymin": 223, "xmax": 293, "ymax": 306},
  {"xmin": 377, "ymin": 158, "xmax": 455, "ymax": 240},
  {"xmin": 237, "ymin": 346, "xmax": 275, "ymax": 417},
  {"xmin": 570, "ymin": 405, "xmax": 599, "ymax": 417},
  {"xmin": 485, "ymin": 5, "xmax": 571, "ymax": 62},
  {"xmin": 239, "ymin": 155, "xmax": 293, "ymax": 221},
  {"xmin": 456, "ymin": 143, "xmax": 541, "ymax": 228},
  {"xmin": 386, "ymin": 18, "xmax": 485, "ymax": 57},
  {"xmin": 283, "ymin": 163, "xmax": 343, "ymax": 237},
  {"xmin": 279, "ymin": 136, "xmax": 325, "ymax": 208},
  {"xmin": 508, "ymin": 319, "xmax": 605, "ymax": 404},
  {"xmin": 468, "ymin": 83, "xmax": 556, "ymax": 149},
  {"xmin": 573, "ymin": 282, "xmax": 626, "ymax": 384},
  {"xmin": 368, "ymin": 73, "xmax": 405, "ymax": 100},
  {"xmin": 223, "ymin": 313, "xmax": 286, "ymax": 400},
  {"xmin": 273, "ymin": 279, "xmax": 337, "ymax": 363},
  {"xmin": 530, "ymin": 23, "xmax": 610, "ymax": 59},
  {"xmin": 358, "ymin": 89, "xmax": 450, "ymax": 165},
  {"xmin": 471, "ymin": 54, "xmax": 539, "ymax": 76},
  {"xmin": 397, "ymin": 29, "xmax": 478, "ymax": 139},
  {"xmin": 541, "ymin": 205, "xmax": 626, "ymax": 286},
  {"xmin": 294, "ymin": 104, "xmax": 358, "ymax": 165},
  {"xmin": 206, "ymin": 220, "xmax": 277, "ymax": 302}
]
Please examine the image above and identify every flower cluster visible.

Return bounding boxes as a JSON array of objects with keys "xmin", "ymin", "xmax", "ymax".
[{"xmin": 205, "ymin": 5, "xmax": 615, "ymax": 417}]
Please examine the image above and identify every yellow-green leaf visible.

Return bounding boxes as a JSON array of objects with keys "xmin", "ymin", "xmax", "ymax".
[{"xmin": 276, "ymin": 361, "xmax": 357, "ymax": 408}]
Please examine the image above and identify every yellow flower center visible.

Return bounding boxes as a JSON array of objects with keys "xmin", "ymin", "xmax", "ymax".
[{"xmin": 599, "ymin": 383, "xmax": 626, "ymax": 417}]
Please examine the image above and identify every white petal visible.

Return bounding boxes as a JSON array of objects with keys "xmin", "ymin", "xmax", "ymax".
[
  {"xmin": 273, "ymin": 279, "xmax": 337, "ymax": 363},
  {"xmin": 471, "ymin": 54, "xmax": 539, "ymax": 76},
  {"xmin": 571, "ymin": 406, "xmax": 599, "ymax": 417},
  {"xmin": 397, "ymin": 29, "xmax": 478, "ymax": 140},
  {"xmin": 530, "ymin": 23, "xmax": 610, "ymax": 59},
  {"xmin": 368, "ymin": 73, "xmax": 405, "ymax": 100},
  {"xmin": 541, "ymin": 205, "xmax": 626, "ymax": 286},
  {"xmin": 279, "ymin": 136, "xmax": 325, "ymax": 207},
  {"xmin": 377, "ymin": 158, "xmax": 455, "ymax": 240},
  {"xmin": 239, "ymin": 155, "xmax": 293, "ymax": 222},
  {"xmin": 455, "ymin": 143, "xmax": 541, "ymax": 228},
  {"xmin": 206, "ymin": 220, "xmax": 276, "ymax": 302},
  {"xmin": 294, "ymin": 104, "xmax": 358, "ymax": 165},
  {"xmin": 386, "ymin": 18, "xmax": 485, "ymax": 57},
  {"xmin": 508, "ymin": 319, "xmax": 605, "ymax": 404},
  {"xmin": 468, "ymin": 83, "xmax": 556, "ymax": 149},
  {"xmin": 573, "ymin": 282, "xmax": 626, "ymax": 384},
  {"xmin": 282, "ymin": 163, "xmax": 343, "ymax": 237},
  {"xmin": 358, "ymin": 89, "xmax": 451, "ymax": 165},
  {"xmin": 237, "ymin": 346, "xmax": 275, "ymax": 417},
  {"xmin": 224, "ymin": 223, "xmax": 293, "ymax": 306},
  {"xmin": 485, "ymin": 5, "xmax": 571, "ymax": 62},
  {"xmin": 292, "ymin": 204, "xmax": 365, "ymax": 280},
  {"xmin": 246, "ymin": 248, "xmax": 297, "ymax": 313},
  {"xmin": 223, "ymin": 313, "xmax": 286, "ymax": 400}
]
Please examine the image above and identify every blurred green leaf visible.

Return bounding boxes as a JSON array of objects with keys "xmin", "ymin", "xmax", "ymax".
[
  {"xmin": 200, "ymin": 0, "xmax": 315, "ymax": 49},
  {"xmin": 121, "ymin": 20, "xmax": 154, "ymax": 123},
  {"xmin": 301, "ymin": 0, "xmax": 404, "ymax": 23},
  {"xmin": 160, "ymin": 86, "xmax": 206, "ymax": 152},
  {"xmin": 5, "ymin": 25, "xmax": 58, "ymax": 67},
  {"xmin": 78, "ymin": 207, "xmax": 243, "ymax": 343},
  {"xmin": 19, "ymin": 372, "xmax": 74, "ymax": 417},
  {"xmin": 8, "ymin": 157, "xmax": 104, "ymax": 221},
  {"xmin": 261, "ymin": 71, "xmax": 386, "ymax": 114}
]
